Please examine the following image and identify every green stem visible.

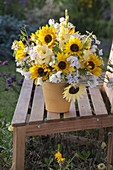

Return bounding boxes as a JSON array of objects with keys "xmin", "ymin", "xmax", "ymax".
[{"xmin": 65, "ymin": 9, "xmax": 69, "ymax": 26}]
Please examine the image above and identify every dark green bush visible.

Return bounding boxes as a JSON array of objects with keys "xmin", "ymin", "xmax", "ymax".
[
  {"xmin": 0, "ymin": 15, "xmax": 24, "ymax": 59},
  {"xmin": 0, "ymin": 15, "xmax": 40, "ymax": 59}
]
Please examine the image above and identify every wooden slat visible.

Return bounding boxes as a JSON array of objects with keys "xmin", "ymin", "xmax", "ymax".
[
  {"xmin": 47, "ymin": 112, "xmax": 60, "ymax": 120},
  {"xmin": 26, "ymin": 115, "xmax": 113, "ymax": 136},
  {"xmin": 12, "ymin": 79, "xmax": 33, "ymax": 126},
  {"xmin": 104, "ymin": 71, "xmax": 113, "ymax": 105},
  {"xmin": 77, "ymin": 86, "xmax": 92, "ymax": 116},
  {"xmin": 64, "ymin": 101, "xmax": 76, "ymax": 118},
  {"xmin": 103, "ymin": 41, "xmax": 113, "ymax": 105},
  {"xmin": 89, "ymin": 87, "xmax": 108, "ymax": 115},
  {"xmin": 29, "ymin": 86, "xmax": 44, "ymax": 123}
]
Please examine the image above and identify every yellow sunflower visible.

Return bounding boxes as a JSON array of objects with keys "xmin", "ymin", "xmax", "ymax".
[
  {"xmin": 53, "ymin": 52, "xmax": 75, "ymax": 74},
  {"xmin": 37, "ymin": 25, "xmax": 57, "ymax": 48},
  {"xmin": 63, "ymin": 37, "xmax": 83, "ymax": 58},
  {"xmin": 15, "ymin": 41, "xmax": 26, "ymax": 60},
  {"xmin": 29, "ymin": 64, "xmax": 51, "ymax": 84},
  {"xmin": 84, "ymin": 54, "xmax": 103, "ymax": 76},
  {"xmin": 63, "ymin": 84, "xmax": 85, "ymax": 102}
]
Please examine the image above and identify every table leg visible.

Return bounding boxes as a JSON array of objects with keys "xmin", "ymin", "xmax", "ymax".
[
  {"xmin": 12, "ymin": 126, "xmax": 26, "ymax": 170},
  {"xmin": 107, "ymin": 128, "xmax": 113, "ymax": 170}
]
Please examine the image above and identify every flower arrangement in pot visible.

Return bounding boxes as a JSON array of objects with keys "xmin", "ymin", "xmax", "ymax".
[{"xmin": 12, "ymin": 10, "xmax": 103, "ymax": 113}]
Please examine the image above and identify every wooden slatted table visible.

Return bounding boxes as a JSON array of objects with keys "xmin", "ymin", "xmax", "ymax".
[{"xmin": 11, "ymin": 78, "xmax": 113, "ymax": 170}]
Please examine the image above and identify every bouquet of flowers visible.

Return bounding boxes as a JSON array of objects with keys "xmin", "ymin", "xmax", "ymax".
[{"xmin": 12, "ymin": 10, "xmax": 103, "ymax": 102}]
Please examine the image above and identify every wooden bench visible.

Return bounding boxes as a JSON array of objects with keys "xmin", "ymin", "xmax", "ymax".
[{"xmin": 12, "ymin": 42, "xmax": 113, "ymax": 170}]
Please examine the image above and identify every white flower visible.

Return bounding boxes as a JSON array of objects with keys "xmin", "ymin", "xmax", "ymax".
[
  {"xmin": 36, "ymin": 78, "xmax": 42, "ymax": 85},
  {"xmin": 28, "ymin": 46, "xmax": 38, "ymax": 60},
  {"xmin": 24, "ymin": 47, "xmax": 29, "ymax": 53},
  {"xmin": 95, "ymin": 39, "xmax": 100, "ymax": 45},
  {"xmin": 59, "ymin": 17, "xmax": 65, "ymax": 22},
  {"xmin": 16, "ymin": 68, "xmax": 30, "ymax": 79},
  {"xmin": 91, "ymin": 45, "xmax": 97, "ymax": 53},
  {"xmin": 110, "ymin": 78, "xmax": 113, "ymax": 82},
  {"xmin": 49, "ymin": 74, "xmax": 58, "ymax": 83},
  {"xmin": 56, "ymin": 71, "xmax": 62, "ymax": 79},
  {"xmin": 16, "ymin": 61, "xmax": 23, "ymax": 66},
  {"xmin": 99, "ymin": 49, "xmax": 103, "ymax": 55},
  {"xmin": 48, "ymin": 19, "xmax": 55, "ymax": 25},
  {"xmin": 36, "ymin": 44, "xmax": 53, "ymax": 64},
  {"xmin": 49, "ymin": 71, "xmax": 62, "ymax": 83},
  {"xmin": 11, "ymin": 40, "xmax": 19, "ymax": 50},
  {"xmin": 67, "ymin": 56, "xmax": 80, "ymax": 68},
  {"xmin": 66, "ymin": 73, "xmax": 79, "ymax": 84},
  {"xmin": 87, "ymin": 76, "xmax": 98, "ymax": 88}
]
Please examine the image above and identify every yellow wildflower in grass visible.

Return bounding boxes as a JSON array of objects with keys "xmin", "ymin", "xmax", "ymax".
[
  {"xmin": 8, "ymin": 125, "xmax": 14, "ymax": 132},
  {"xmin": 101, "ymin": 142, "xmax": 106, "ymax": 150},
  {"xmin": 55, "ymin": 151, "xmax": 65, "ymax": 163},
  {"xmin": 97, "ymin": 163, "xmax": 106, "ymax": 170}
]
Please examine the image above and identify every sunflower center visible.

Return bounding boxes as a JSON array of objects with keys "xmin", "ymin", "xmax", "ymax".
[
  {"xmin": 38, "ymin": 68, "xmax": 46, "ymax": 76},
  {"xmin": 88, "ymin": 61, "xmax": 95, "ymax": 69},
  {"xmin": 58, "ymin": 61, "xmax": 66, "ymax": 70},
  {"xmin": 45, "ymin": 34, "xmax": 52, "ymax": 43},
  {"xmin": 70, "ymin": 44, "xmax": 79, "ymax": 52},
  {"xmin": 69, "ymin": 86, "xmax": 79, "ymax": 94}
]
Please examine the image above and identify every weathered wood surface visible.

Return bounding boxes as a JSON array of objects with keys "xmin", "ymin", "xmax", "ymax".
[
  {"xmin": 12, "ymin": 80, "xmax": 110, "ymax": 127},
  {"xmin": 12, "ymin": 79, "xmax": 33, "ymax": 126},
  {"xmin": 104, "ymin": 41, "xmax": 113, "ymax": 106}
]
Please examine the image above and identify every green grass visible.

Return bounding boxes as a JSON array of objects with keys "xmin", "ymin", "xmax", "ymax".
[
  {"xmin": 0, "ymin": 59, "xmax": 22, "ymax": 169},
  {"xmin": 0, "ymin": 60, "xmax": 21, "ymax": 120}
]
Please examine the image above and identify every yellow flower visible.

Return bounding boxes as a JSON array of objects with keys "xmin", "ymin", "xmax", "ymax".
[
  {"xmin": 37, "ymin": 25, "xmax": 57, "ymax": 48},
  {"xmin": 55, "ymin": 151, "xmax": 65, "ymax": 163},
  {"xmin": 63, "ymin": 84, "xmax": 85, "ymax": 102},
  {"xmin": 64, "ymin": 37, "xmax": 83, "ymax": 58},
  {"xmin": 53, "ymin": 52, "xmax": 75, "ymax": 75},
  {"xmin": 97, "ymin": 163, "xmax": 106, "ymax": 170},
  {"xmin": 57, "ymin": 26, "xmax": 75, "ymax": 48},
  {"xmin": 84, "ymin": 54, "xmax": 103, "ymax": 76},
  {"xmin": 8, "ymin": 125, "xmax": 13, "ymax": 132},
  {"xmin": 15, "ymin": 41, "xmax": 26, "ymax": 60},
  {"xmin": 29, "ymin": 64, "xmax": 51, "ymax": 83},
  {"xmin": 101, "ymin": 142, "xmax": 106, "ymax": 150},
  {"xmin": 30, "ymin": 33, "xmax": 38, "ymax": 44}
]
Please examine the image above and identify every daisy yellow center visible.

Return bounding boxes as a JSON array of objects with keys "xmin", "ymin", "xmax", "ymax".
[
  {"xmin": 88, "ymin": 61, "xmax": 95, "ymax": 69},
  {"xmin": 69, "ymin": 86, "xmax": 79, "ymax": 94},
  {"xmin": 70, "ymin": 44, "xmax": 79, "ymax": 52},
  {"xmin": 58, "ymin": 61, "xmax": 66, "ymax": 70},
  {"xmin": 38, "ymin": 68, "xmax": 45, "ymax": 76},
  {"xmin": 45, "ymin": 34, "xmax": 52, "ymax": 43}
]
